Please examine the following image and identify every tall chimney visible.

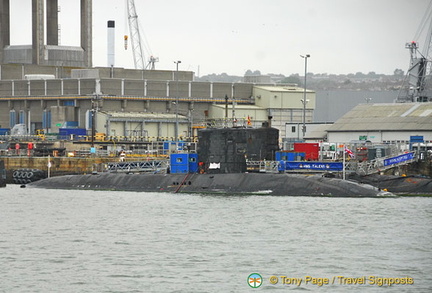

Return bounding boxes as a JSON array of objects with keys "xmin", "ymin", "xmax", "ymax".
[{"xmin": 107, "ymin": 20, "xmax": 115, "ymax": 67}]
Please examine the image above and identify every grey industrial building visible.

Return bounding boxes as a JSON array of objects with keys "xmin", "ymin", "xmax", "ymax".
[
  {"xmin": 326, "ymin": 103, "xmax": 432, "ymax": 144},
  {"xmin": 2, "ymin": 0, "xmax": 427, "ymax": 150},
  {"xmin": 0, "ymin": 0, "xmax": 317, "ymax": 143},
  {"xmin": 0, "ymin": 63, "xmax": 316, "ymax": 142}
]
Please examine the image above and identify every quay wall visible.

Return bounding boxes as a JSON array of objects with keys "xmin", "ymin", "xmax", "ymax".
[
  {"xmin": 1, "ymin": 156, "xmax": 121, "ymax": 183},
  {"xmin": 2, "ymin": 155, "xmax": 430, "ymax": 184}
]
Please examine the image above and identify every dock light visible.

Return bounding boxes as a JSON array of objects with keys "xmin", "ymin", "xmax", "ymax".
[
  {"xmin": 174, "ymin": 61, "xmax": 181, "ymax": 151},
  {"xmin": 300, "ymin": 54, "xmax": 310, "ymax": 139}
]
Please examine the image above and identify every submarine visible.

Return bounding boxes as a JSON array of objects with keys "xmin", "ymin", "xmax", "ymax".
[
  {"xmin": 28, "ymin": 172, "xmax": 389, "ymax": 197},
  {"xmin": 349, "ymin": 173, "xmax": 432, "ymax": 195},
  {"xmin": 29, "ymin": 125, "xmax": 392, "ymax": 197}
]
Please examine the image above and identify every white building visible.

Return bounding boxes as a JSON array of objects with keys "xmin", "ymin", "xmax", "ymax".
[{"xmin": 253, "ymin": 85, "xmax": 316, "ymax": 141}]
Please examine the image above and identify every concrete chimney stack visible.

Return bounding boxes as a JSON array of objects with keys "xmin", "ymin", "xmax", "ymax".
[{"xmin": 107, "ymin": 20, "xmax": 115, "ymax": 67}]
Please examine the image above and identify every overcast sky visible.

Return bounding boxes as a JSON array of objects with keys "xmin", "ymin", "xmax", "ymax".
[{"xmin": 8, "ymin": 0, "xmax": 430, "ymax": 76}]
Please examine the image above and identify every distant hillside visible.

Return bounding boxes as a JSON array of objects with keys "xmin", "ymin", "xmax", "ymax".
[
  {"xmin": 195, "ymin": 73, "xmax": 243, "ymax": 83},
  {"xmin": 194, "ymin": 69, "xmax": 432, "ymax": 92}
]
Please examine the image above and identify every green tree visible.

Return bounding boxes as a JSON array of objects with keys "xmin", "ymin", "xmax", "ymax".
[
  {"xmin": 280, "ymin": 74, "xmax": 302, "ymax": 85},
  {"xmin": 394, "ymin": 68, "xmax": 405, "ymax": 76}
]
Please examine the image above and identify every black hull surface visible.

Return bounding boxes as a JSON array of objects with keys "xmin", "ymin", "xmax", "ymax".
[
  {"xmin": 28, "ymin": 172, "xmax": 391, "ymax": 197},
  {"xmin": 351, "ymin": 174, "xmax": 432, "ymax": 195}
]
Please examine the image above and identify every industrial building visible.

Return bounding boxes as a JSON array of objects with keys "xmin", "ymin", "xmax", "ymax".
[
  {"xmin": 0, "ymin": 0, "xmax": 316, "ymax": 144},
  {"xmin": 3, "ymin": 0, "xmax": 429, "ymax": 153},
  {"xmin": 0, "ymin": 63, "xmax": 316, "ymax": 142},
  {"xmin": 253, "ymin": 85, "xmax": 315, "ymax": 136},
  {"xmin": 325, "ymin": 103, "xmax": 432, "ymax": 144},
  {"xmin": 284, "ymin": 102, "xmax": 432, "ymax": 151}
]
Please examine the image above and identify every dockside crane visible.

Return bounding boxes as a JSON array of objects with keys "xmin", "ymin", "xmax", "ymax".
[
  {"xmin": 399, "ymin": 1, "xmax": 432, "ymax": 102},
  {"xmin": 125, "ymin": 0, "xmax": 158, "ymax": 70}
]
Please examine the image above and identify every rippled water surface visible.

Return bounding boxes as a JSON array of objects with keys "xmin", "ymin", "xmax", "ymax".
[{"xmin": 0, "ymin": 185, "xmax": 431, "ymax": 292}]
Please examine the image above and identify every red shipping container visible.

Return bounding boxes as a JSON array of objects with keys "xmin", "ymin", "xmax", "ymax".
[{"xmin": 294, "ymin": 143, "xmax": 319, "ymax": 161}]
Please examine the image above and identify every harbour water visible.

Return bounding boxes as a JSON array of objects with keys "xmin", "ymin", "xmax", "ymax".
[{"xmin": 0, "ymin": 185, "xmax": 431, "ymax": 292}]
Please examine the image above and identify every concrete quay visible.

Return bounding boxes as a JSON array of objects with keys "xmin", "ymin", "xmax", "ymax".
[{"xmin": 1, "ymin": 156, "xmax": 125, "ymax": 183}]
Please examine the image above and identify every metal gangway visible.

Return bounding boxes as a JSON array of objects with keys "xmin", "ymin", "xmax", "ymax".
[
  {"xmin": 107, "ymin": 160, "xmax": 169, "ymax": 173},
  {"xmin": 347, "ymin": 151, "xmax": 417, "ymax": 175},
  {"xmin": 246, "ymin": 151, "xmax": 418, "ymax": 176},
  {"xmin": 246, "ymin": 160, "xmax": 280, "ymax": 173}
]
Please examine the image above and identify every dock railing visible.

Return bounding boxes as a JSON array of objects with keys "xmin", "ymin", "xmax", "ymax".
[
  {"xmin": 106, "ymin": 160, "xmax": 169, "ymax": 173},
  {"xmin": 351, "ymin": 151, "xmax": 417, "ymax": 175}
]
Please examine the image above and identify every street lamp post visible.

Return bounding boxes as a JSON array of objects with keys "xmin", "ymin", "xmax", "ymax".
[
  {"xmin": 300, "ymin": 54, "xmax": 310, "ymax": 139},
  {"xmin": 174, "ymin": 61, "xmax": 181, "ymax": 150}
]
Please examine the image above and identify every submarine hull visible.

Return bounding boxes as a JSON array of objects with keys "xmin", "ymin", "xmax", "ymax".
[
  {"xmin": 29, "ymin": 172, "xmax": 389, "ymax": 197},
  {"xmin": 350, "ymin": 174, "xmax": 432, "ymax": 195}
]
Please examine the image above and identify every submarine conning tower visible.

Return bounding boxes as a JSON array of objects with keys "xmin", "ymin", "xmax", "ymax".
[{"xmin": 197, "ymin": 125, "xmax": 280, "ymax": 174}]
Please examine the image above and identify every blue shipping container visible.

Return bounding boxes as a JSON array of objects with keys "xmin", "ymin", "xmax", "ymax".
[
  {"xmin": 59, "ymin": 128, "xmax": 87, "ymax": 140},
  {"xmin": 0, "ymin": 128, "xmax": 10, "ymax": 135},
  {"xmin": 170, "ymin": 153, "xmax": 198, "ymax": 174},
  {"xmin": 188, "ymin": 153, "xmax": 198, "ymax": 173},
  {"xmin": 170, "ymin": 153, "xmax": 188, "ymax": 174},
  {"xmin": 275, "ymin": 151, "xmax": 305, "ymax": 161}
]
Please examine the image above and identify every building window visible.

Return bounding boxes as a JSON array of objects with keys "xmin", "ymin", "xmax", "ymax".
[
  {"xmin": 85, "ymin": 110, "xmax": 93, "ymax": 130},
  {"xmin": 42, "ymin": 110, "xmax": 51, "ymax": 129},
  {"xmin": 19, "ymin": 110, "xmax": 26, "ymax": 124},
  {"xmin": 9, "ymin": 110, "xmax": 16, "ymax": 128},
  {"xmin": 63, "ymin": 100, "xmax": 75, "ymax": 106},
  {"xmin": 291, "ymin": 126, "xmax": 296, "ymax": 133}
]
